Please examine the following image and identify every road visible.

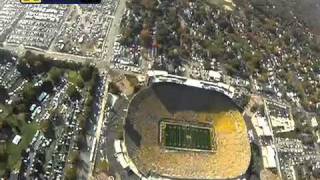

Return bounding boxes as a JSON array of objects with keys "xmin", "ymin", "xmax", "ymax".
[
  {"xmin": 85, "ymin": 0, "xmax": 127, "ymax": 178},
  {"xmin": 96, "ymin": 0, "xmax": 127, "ymax": 69},
  {"xmin": 87, "ymin": 78, "xmax": 109, "ymax": 179},
  {"xmin": 0, "ymin": 44, "xmax": 93, "ymax": 64},
  {"xmin": 77, "ymin": 77, "xmax": 106, "ymax": 180}
]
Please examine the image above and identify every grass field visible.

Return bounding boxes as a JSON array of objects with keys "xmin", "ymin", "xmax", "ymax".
[
  {"xmin": 163, "ymin": 123, "xmax": 212, "ymax": 151},
  {"xmin": 0, "ymin": 122, "xmax": 38, "ymax": 174},
  {"xmin": 0, "ymin": 104, "xmax": 38, "ymax": 175}
]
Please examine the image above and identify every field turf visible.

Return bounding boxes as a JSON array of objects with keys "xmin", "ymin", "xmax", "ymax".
[{"xmin": 164, "ymin": 124, "xmax": 212, "ymax": 151}]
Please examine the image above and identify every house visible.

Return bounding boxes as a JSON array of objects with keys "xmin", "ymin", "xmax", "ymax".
[
  {"xmin": 208, "ymin": 70, "xmax": 222, "ymax": 81},
  {"xmin": 12, "ymin": 135, "xmax": 22, "ymax": 145},
  {"xmin": 308, "ymin": 117, "xmax": 318, "ymax": 128},
  {"xmin": 37, "ymin": 92, "xmax": 48, "ymax": 102}
]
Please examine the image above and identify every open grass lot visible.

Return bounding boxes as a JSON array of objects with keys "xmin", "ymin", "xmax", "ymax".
[
  {"xmin": 163, "ymin": 123, "xmax": 212, "ymax": 151},
  {"xmin": 7, "ymin": 122, "xmax": 38, "ymax": 169},
  {"xmin": 0, "ymin": 102, "xmax": 38, "ymax": 173},
  {"xmin": 0, "ymin": 122, "xmax": 38, "ymax": 174}
]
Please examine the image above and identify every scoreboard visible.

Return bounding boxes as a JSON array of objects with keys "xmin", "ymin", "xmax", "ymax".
[{"xmin": 21, "ymin": 0, "xmax": 101, "ymax": 4}]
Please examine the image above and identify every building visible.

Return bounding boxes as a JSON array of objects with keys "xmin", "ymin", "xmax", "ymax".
[
  {"xmin": 208, "ymin": 70, "xmax": 222, "ymax": 81},
  {"xmin": 308, "ymin": 117, "xmax": 318, "ymax": 128},
  {"xmin": 264, "ymin": 99, "xmax": 295, "ymax": 133},
  {"xmin": 262, "ymin": 145, "xmax": 277, "ymax": 168},
  {"xmin": 12, "ymin": 135, "xmax": 22, "ymax": 145},
  {"xmin": 252, "ymin": 114, "xmax": 273, "ymax": 137},
  {"xmin": 269, "ymin": 117, "xmax": 295, "ymax": 133},
  {"xmin": 147, "ymin": 70, "xmax": 236, "ymax": 99}
]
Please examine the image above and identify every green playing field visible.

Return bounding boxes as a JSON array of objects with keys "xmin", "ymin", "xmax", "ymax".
[{"xmin": 163, "ymin": 123, "xmax": 212, "ymax": 151}]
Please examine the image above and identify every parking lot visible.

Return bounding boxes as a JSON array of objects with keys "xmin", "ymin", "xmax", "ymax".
[
  {"xmin": 110, "ymin": 37, "xmax": 143, "ymax": 73},
  {"xmin": 6, "ymin": 5, "xmax": 67, "ymax": 49},
  {"xmin": 0, "ymin": 50, "xmax": 106, "ymax": 179}
]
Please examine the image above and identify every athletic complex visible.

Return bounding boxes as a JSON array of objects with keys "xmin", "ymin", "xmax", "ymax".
[{"xmin": 124, "ymin": 82, "xmax": 251, "ymax": 179}]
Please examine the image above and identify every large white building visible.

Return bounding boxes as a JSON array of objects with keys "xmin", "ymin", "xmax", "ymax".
[
  {"xmin": 264, "ymin": 99, "xmax": 295, "ymax": 133},
  {"xmin": 261, "ymin": 145, "xmax": 277, "ymax": 168},
  {"xmin": 252, "ymin": 114, "xmax": 273, "ymax": 137}
]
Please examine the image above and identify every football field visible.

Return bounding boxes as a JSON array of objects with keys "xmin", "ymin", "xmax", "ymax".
[{"xmin": 163, "ymin": 123, "xmax": 212, "ymax": 151}]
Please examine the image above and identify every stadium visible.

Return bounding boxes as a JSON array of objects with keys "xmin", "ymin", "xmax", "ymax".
[{"xmin": 124, "ymin": 82, "xmax": 251, "ymax": 179}]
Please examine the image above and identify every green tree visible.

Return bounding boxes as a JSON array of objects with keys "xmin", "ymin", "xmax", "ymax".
[
  {"xmin": 249, "ymin": 143, "xmax": 262, "ymax": 175},
  {"xmin": 40, "ymin": 119, "xmax": 55, "ymax": 139},
  {"xmin": 116, "ymin": 125, "xmax": 124, "ymax": 140},
  {"xmin": 67, "ymin": 85, "xmax": 81, "ymax": 101},
  {"xmin": 0, "ymin": 85, "xmax": 8, "ymax": 103},
  {"xmin": 12, "ymin": 103, "xmax": 27, "ymax": 114},
  {"xmin": 69, "ymin": 151, "xmax": 81, "ymax": 166},
  {"xmin": 68, "ymin": 71, "xmax": 84, "ymax": 89},
  {"xmin": 23, "ymin": 52, "xmax": 51, "ymax": 74},
  {"xmin": 48, "ymin": 67, "xmax": 63, "ymax": 85},
  {"xmin": 224, "ymin": 64, "xmax": 237, "ymax": 76},
  {"xmin": 17, "ymin": 59, "xmax": 33, "ymax": 78},
  {"xmin": 141, "ymin": 0, "xmax": 156, "ymax": 9},
  {"xmin": 40, "ymin": 80, "xmax": 54, "ymax": 94},
  {"xmin": 75, "ymin": 133, "xmax": 87, "ymax": 149},
  {"xmin": 140, "ymin": 29, "xmax": 152, "ymax": 48},
  {"xmin": 80, "ymin": 64, "xmax": 93, "ymax": 82},
  {"xmin": 22, "ymin": 83, "xmax": 39, "ymax": 105},
  {"xmin": 64, "ymin": 167, "xmax": 77, "ymax": 180},
  {"xmin": 96, "ymin": 160, "xmax": 109, "ymax": 173},
  {"xmin": 0, "ymin": 143, "xmax": 8, "ymax": 162},
  {"xmin": 244, "ymin": 51, "xmax": 262, "ymax": 73}
]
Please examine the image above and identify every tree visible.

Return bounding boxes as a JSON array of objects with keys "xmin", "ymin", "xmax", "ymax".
[
  {"xmin": 156, "ymin": 22, "xmax": 170, "ymax": 45},
  {"xmin": 80, "ymin": 64, "xmax": 93, "ymax": 82},
  {"xmin": 248, "ymin": 143, "xmax": 262, "ymax": 175},
  {"xmin": 68, "ymin": 71, "xmax": 84, "ymax": 89},
  {"xmin": 40, "ymin": 119, "xmax": 55, "ymax": 139},
  {"xmin": 240, "ymin": 95, "xmax": 251, "ymax": 108},
  {"xmin": 17, "ymin": 59, "xmax": 33, "ymax": 78},
  {"xmin": 12, "ymin": 103, "xmax": 27, "ymax": 114},
  {"xmin": 141, "ymin": 0, "xmax": 156, "ymax": 9},
  {"xmin": 116, "ymin": 125, "xmax": 124, "ymax": 140},
  {"xmin": 0, "ymin": 50, "xmax": 14, "ymax": 64},
  {"xmin": 48, "ymin": 67, "xmax": 63, "ymax": 85},
  {"xmin": 244, "ymin": 51, "xmax": 262, "ymax": 73},
  {"xmin": 224, "ymin": 64, "xmax": 237, "ymax": 76},
  {"xmin": 67, "ymin": 85, "xmax": 81, "ymax": 101},
  {"xmin": 85, "ymin": 95, "xmax": 94, "ymax": 107},
  {"xmin": 69, "ymin": 151, "xmax": 81, "ymax": 166},
  {"xmin": 0, "ymin": 85, "xmax": 8, "ymax": 103},
  {"xmin": 22, "ymin": 83, "xmax": 39, "ymax": 105},
  {"xmin": 40, "ymin": 80, "xmax": 54, "ymax": 94},
  {"xmin": 64, "ymin": 167, "xmax": 77, "ymax": 180},
  {"xmin": 39, "ymin": 120, "xmax": 49, "ymax": 133},
  {"xmin": 23, "ymin": 52, "xmax": 51, "ymax": 74},
  {"xmin": 0, "ymin": 143, "xmax": 8, "ymax": 162},
  {"xmin": 76, "ymin": 132, "xmax": 87, "ymax": 150},
  {"xmin": 96, "ymin": 160, "xmax": 109, "ymax": 173},
  {"xmin": 140, "ymin": 29, "xmax": 152, "ymax": 48}
]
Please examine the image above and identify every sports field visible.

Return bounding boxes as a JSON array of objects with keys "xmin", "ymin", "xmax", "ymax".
[
  {"xmin": 125, "ymin": 83, "xmax": 251, "ymax": 179},
  {"xmin": 163, "ymin": 123, "xmax": 212, "ymax": 151}
]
